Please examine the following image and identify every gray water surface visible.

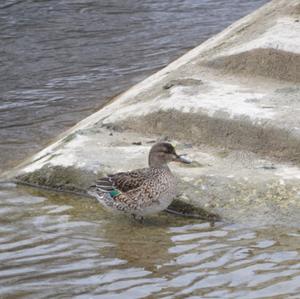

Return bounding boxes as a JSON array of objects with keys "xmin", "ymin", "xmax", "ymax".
[{"xmin": 1, "ymin": 185, "xmax": 300, "ymax": 298}]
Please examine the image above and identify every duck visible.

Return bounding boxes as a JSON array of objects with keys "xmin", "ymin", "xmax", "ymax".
[{"xmin": 88, "ymin": 142, "xmax": 191, "ymax": 219}]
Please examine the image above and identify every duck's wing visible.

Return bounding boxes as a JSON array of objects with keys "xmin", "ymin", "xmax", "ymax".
[
  {"xmin": 108, "ymin": 173, "xmax": 169, "ymax": 212},
  {"xmin": 95, "ymin": 168, "xmax": 152, "ymax": 193}
]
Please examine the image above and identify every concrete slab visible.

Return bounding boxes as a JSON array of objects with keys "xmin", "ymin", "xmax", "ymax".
[{"xmin": 6, "ymin": 0, "xmax": 300, "ymax": 225}]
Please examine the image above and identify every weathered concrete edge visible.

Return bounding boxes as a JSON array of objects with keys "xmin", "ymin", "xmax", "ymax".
[
  {"xmin": 10, "ymin": 126, "xmax": 300, "ymax": 226},
  {"xmin": 14, "ymin": 164, "xmax": 221, "ymax": 222}
]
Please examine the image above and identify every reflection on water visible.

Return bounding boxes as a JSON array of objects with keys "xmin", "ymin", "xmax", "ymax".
[
  {"xmin": 1, "ymin": 185, "xmax": 300, "ymax": 299},
  {"xmin": 0, "ymin": 0, "xmax": 268, "ymax": 170}
]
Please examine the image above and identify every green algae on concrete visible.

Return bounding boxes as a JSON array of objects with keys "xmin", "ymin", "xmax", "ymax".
[
  {"xmin": 16, "ymin": 165, "xmax": 99, "ymax": 195},
  {"xmin": 15, "ymin": 164, "xmax": 219, "ymax": 221}
]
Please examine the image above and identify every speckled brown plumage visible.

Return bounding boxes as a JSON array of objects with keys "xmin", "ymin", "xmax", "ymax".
[{"xmin": 88, "ymin": 142, "xmax": 191, "ymax": 218}]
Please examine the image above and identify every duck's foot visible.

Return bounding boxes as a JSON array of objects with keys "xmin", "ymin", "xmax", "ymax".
[{"xmin": 131, "ymin": 214, "xmax": 144, "ymax": 223}]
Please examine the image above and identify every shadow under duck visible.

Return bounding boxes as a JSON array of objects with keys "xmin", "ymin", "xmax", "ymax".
[{"xmin": 88, "ymin": 142, "xmax": 191, "ymax": 219}]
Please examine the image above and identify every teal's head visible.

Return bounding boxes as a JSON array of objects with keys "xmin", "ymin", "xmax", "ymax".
[{"xmin": 148, "ymin": 142, "xmax": 191, "ymax": 168}]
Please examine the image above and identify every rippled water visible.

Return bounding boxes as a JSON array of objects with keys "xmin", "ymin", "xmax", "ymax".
[
  {"xmin": 1, "ymin": 185, "xmax": 300, "ymax": 298},
  {"xmin": 5, "ymin": 1, "xmax": 300, "ymax": 298},
  {"xmin": 0, "ymin": 0, "xmax": 268, "ymax": 170}
]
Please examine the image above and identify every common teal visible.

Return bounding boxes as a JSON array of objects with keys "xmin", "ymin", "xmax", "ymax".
[{"xmin": 89, "ymin": 142, "xmax": 191, "ymax": 219}]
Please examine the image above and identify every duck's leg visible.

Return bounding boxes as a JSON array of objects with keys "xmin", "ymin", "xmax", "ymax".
[{"xmin": 131, "ymin": 214, "xmax": 144, "ymax": 223}]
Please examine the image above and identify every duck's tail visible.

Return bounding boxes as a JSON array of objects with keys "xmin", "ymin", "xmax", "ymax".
[
  {"xmin": 88, "ymin": 178, "xmax": 121, "ymax": 209},
  {"xmin": 87, "ymin": 187, "xmax": 112, "ymax": 207},
  {"xmin": 93, "ymin": 177, "xmax": 115, "ymax": 193}
]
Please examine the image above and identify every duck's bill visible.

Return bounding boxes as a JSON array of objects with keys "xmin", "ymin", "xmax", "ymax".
[{"xmin": 175, "ymin": 154, "xmax": 192, "ymax": 164}]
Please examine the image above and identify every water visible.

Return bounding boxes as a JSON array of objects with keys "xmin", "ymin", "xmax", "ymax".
[
  {"xmin": 5, "ymin": 0, "xmax": 300, "ymax": 298},
  {"xmin": 1, "ymin": 185, "xmax": 300, "ymax": 298}
]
